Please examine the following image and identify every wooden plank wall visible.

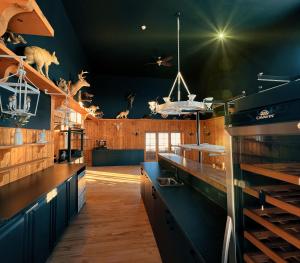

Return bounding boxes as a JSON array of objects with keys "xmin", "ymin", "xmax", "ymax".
[
  {"xmin": 83, "ymin": 119, "xmax": 198, "ymax": 165},
  {"xmin": 200, "ymin": 116, "xmax": 226, "ymax": 168},
  {"xmin": 0, "ymin": 128, "xmax": 54, "ymax": 187}
]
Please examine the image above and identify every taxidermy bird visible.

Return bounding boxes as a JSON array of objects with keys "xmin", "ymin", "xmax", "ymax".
[
  {"xmin": 146, "ymin": 56, "xmax": 173, "ymax": 67},
  {"xmin": 126, "ymin": 93, "xmax": 135, "ymax": 109}
]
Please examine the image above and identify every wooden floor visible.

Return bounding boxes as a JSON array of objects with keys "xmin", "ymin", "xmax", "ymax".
[{"xmin": 48, "ymin": 166, "xmax": 162, "ymax": 263}]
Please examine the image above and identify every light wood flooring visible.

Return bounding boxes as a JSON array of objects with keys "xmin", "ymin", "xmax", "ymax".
[{"xmin": 48, "ymin": 166, "xmax": 162, "ymax": 263}]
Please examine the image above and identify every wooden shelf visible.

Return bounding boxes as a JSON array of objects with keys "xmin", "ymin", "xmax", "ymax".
[
  {"xmin": 0, "ymin": 0, "xmax": 54, "ymax": 37},
  {"xmin": 244, "ymin": 185, "xmax": 300, "ymax": 217},
  {"xmin": 0, "ymin": 43, "xmax": 98, "ymax": 122},
  {"xmin": 244, "ymin": 229, "xmax": 300, "ymax": 263},
  {"xmin": 0, "ymin": 143, "xmax": 48, "ymax": 150},
  {"xmin": 244, "ymin": 207, "xmax": 300, "ymax": 249},
  {"xmin": 0, "ymin": 156, "xmax": 50, "ymax": 173},
  {"xmin": 5, "ymin": 0, "xmax": 54, "ymax": 36},
  {"xmin": 240, "ymin": 163, "xmax": 300, "ymax": 185}
]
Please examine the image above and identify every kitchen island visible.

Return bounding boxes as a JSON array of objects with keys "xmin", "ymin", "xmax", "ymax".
[{"xmin": 141, "ymin": 161, "xmax": 227, "ymax": 263}]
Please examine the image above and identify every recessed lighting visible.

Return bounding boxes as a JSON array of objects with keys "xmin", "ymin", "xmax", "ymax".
[{"xmin": 141, "ymin": 25, "xmax": 147, "ymax": 31}]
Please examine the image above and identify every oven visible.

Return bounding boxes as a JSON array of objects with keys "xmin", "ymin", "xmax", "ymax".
[{"xmin": 225, "ymin": 84, "xmax": 300, "ymax": 262}]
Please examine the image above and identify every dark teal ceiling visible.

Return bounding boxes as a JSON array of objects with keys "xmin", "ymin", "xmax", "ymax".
[{"xmin": 61, "ymin": 0, "xmax": 300, "ymax": 81}]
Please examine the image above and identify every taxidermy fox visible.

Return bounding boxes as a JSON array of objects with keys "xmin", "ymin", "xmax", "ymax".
[{"xmin": 24, "ymin": 46, "xmax": 59, "ymax": 79}]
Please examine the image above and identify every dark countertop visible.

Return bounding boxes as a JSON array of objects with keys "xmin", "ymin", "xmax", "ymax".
[
  {"xmin": 0, "ymin": 164, "xmax": 85, "ymax": 224},
  {"xmin": 142, "ymin": 162, "xmax": 226, "ymax": 263},
  {"xmin": 93, "ymin": 148, "xmax": 143, "ymax": 151},
  {"xmin": 158, "ymin": 153, "xmax": 227, "ymax": 193}
]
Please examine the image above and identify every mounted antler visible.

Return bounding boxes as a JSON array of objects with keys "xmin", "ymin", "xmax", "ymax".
[
  {"xmin": 70, "ymin": 70, "xmax": 90, "ymax": 97},
  {"xmin": 78, "ymin": 70, "xmax": 88, "ymax": 80}
]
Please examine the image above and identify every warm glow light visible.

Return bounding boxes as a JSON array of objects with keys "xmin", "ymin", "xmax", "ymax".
[{"xmin": 217, "ymin": 31, "xmax": 226, "ymax": 41}]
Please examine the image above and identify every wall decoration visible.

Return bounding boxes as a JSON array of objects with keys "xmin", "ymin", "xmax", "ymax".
[
  {"xmin": 113, "ymin": 122, "xmax": 123, "ymax": 131},
  {"xmin": 24, "ymin": 46, "xmax": 59, "ymax": 79},
  {"xmin": 0, "ymin": 55, "xmax": 40, "ymax": 122},
  {"xmin": 126, "ymin": 92, "xmax": 135, "ymax": 109},
  {"xmin": 56, "ymin": 78, "xmax": 68, "ymax": 93},
  {"xmin": 146, "ymin": 56, "xmax": 173, "ymax": 67},
  {"xmin": 86, "ymin": 105, "xmax": 99, "ymax": 115},
  {"xmin": 1, "ymin": 31, "xmax": 27, "ymax": 45},
  {"xmin": 70, "ymin": 70, "xmax": 90, "ymax": 97},
  {"xmin": 79, "ymin": 91, "xmax": 94, "ymax": 103},
  {"xmin": 116, "ymin": 110, "xmax": 129, "ymax": 119},
  {"xmin": 95, "ymin": 110, "xmax": 104, "ymax": 119}
]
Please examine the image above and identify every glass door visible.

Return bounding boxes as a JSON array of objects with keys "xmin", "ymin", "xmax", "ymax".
[{"xmin": 232, "ymin": 134, "xmax": 300, "ymax": 262}]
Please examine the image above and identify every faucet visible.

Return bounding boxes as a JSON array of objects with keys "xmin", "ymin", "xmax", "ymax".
[{"xmin": 171, "ymin": 165, "xmax": 179, "ymax": 181}]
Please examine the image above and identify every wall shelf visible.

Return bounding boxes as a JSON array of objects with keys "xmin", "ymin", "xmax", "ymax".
[
  {"xmin": 179, "ymin": 143, "xmax": 225, "ymax": 154},
  {"xmin": 0, "ymin": 0, "xmax": 54, "ymax": 37},
  {"xmin": 0, "ymin": 43, "xmax": 98, "ymax": 122},
  {"xmin": 0, "ymin": 143, "xmax": 48, "ymax": 150},
  {"xmin": 0, "ymin": 156, "xmax": 50, "ymax": 173},
  {"xmin": 240, "ymin": 163, "xmax": 300, "ymax": 185}
]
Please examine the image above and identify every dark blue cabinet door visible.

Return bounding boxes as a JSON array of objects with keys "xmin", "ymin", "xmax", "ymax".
[
  {"xmin": 55, "ymin": 183, "xmax": 67, "ymax": 242},
  {"xmin": 32, "ymin": 199, "xmax": 51, "ymax": 263},
  {"xmin": 0, "ymin": 215, "xmax": 25, "ymax": 263},
  {"xmin": 67, "ymin": 175, "xmax": 78, "ymax": 221}
]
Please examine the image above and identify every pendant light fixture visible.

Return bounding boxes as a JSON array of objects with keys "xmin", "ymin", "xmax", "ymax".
[
  {"xmin": 149, "ymin": 12, "xmax": 212, "ymax": 116},
  {"xmin": 0, "ymin": 55, "xmax": 40, "ymax": 118}
]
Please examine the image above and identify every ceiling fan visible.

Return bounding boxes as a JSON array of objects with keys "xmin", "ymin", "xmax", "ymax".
[{"xmin": 146, "ymin": 56, "xmax": 173, "ymax": 67}]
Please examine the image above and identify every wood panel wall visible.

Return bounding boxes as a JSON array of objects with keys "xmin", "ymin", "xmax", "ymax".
[
  {"xmin": 83, "ymin": 119, "xmax": 198, "ymax": 165},
  {"xmin": 0, "ymin": 127, "xmax": 54, "ymax": 187},
  {"xmin": 200, "ymin": 116, "xmax": 226, "ymax": 168}
]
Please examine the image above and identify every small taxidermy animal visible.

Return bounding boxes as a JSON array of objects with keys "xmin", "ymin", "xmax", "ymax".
[
  {"xmin": 146, "ymin": 56, "xmax": 173, "ymax": 67},
  {"xmin": 70, "ymin": 71, "xmax": 90, "ymax": 97},
  {"xmin": 24, "ymin": 46, "xmax": 59, "ymax": 79},
  {"xmin": 57, "ymin": 78, "xmax": 69, "ymax": 93},
  {"xmin": 2, "ymin": 31, "xmax": 27, "ymax": 45},
  {"xmin": 116, "ymin": 110, "xmax": 129, "ymax": 119},
  {"xmin": 95, "ymin": 111, "xmax": 104, "ymax": 118},
  {"xmin": 126, "ymin": 93, "xmax": 135, "ymax": 109},
  {"xmin": 80, "ymin": 92, "xmax": 94, "ymax": 102},
  {"xmin": 87, "ymin": 105, "xmax": 99, "ymax": 114}
]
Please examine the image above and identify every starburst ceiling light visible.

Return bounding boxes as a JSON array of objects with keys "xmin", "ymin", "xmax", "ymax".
[
  {"xmin": 149, "ymin": 12, "xmax": 213, "ymax": 116},
  {"xmin": 0, "ymin": 55, "xmax": 40, "ymax": 118}
]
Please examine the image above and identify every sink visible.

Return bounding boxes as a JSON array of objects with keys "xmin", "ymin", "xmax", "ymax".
[{"xmin": 157, "ymin": 177, "xmax": 184, "ymax": 187}]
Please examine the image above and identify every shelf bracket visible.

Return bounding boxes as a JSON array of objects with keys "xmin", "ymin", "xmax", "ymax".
[{"xmin": 0, "ymin": 0, "xmax": 34, "ymax": 37}]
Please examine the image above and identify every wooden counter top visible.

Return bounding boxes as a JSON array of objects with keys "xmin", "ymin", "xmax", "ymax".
[
  {"xmin": 0, "ymin": 163, "xmax": 85, "ymax": 223},
  {"xmin": 158, "ymin": 153, "xmax": 227, "ymax": 193}
]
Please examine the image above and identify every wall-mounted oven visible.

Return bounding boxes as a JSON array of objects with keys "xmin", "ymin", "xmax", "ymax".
[{"xmin": 225, "ymin": 82, "xmax": 300, "ymax": 263}]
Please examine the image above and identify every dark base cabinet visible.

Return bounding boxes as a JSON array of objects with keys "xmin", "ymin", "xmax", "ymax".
[
  {"xmin": 0, "ymin": 172, "xmax": 81, "ymax": 263},
  {"xmin": 0, "ymin": 215, "xmax": 25, "ymax": 263},
  {"xmin": 141, "ymin": 171, "xmax": 203, "ymax": 263}
]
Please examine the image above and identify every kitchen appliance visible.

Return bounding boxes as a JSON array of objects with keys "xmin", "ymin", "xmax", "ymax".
[
  {"xmin": 224, "ymin": 80, "xmax": 300, "ymax": 262},
  {"xmin": 77, "ymin": 170, "xmax": 86, "ymax": 212},
  {"xmin": 96, "ymin": 140, "xmax": 107, "ymax": 149}
]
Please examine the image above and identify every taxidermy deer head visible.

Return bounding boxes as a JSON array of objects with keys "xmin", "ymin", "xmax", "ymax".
[{"xmin": 70, "ymin": 71, "xmax": 90, "ymax": 97}]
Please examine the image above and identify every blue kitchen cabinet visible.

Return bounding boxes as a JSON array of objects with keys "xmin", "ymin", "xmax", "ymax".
[
  {"xmin": 54, "ymin": 183, "xmax": 67, "ymax": 243},
  {"xmin": 67, "ymin": 174, "xmax": 78, "ymax": 221},
  {"xmin": 141, "ymin": 171, "xmax": 205, "ymax": 263},
  {"xmin": 0, "ymin": 215, "xmax": 25, "ymax": 263},
  {"xmin": 24, "ymin": 198, "xmax": 51, "ymax": 263}
]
